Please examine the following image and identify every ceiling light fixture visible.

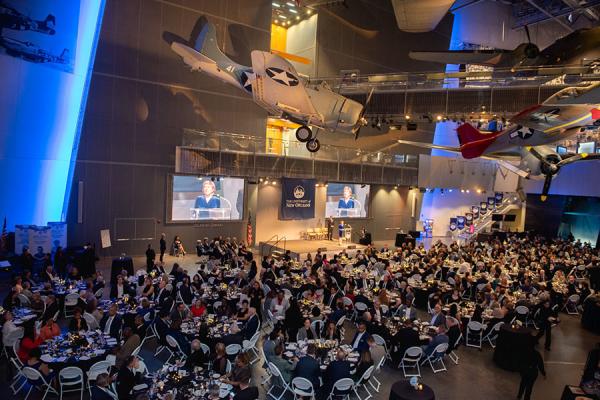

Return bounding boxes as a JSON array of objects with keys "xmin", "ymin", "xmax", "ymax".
[
  {"xmin": 273, "ymin": 2, "xmax": 281, "ymax": 7},
  {"xmin": 289, "ymin": 8, "xmax": 298, "ymax": 13}
]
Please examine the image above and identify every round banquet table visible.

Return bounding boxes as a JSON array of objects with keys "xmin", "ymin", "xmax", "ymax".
[
  {"xmin": 493, "ymin": 324, "xmax": 535, "ymax": 371},
  {"xmin": 581, "ymin": 296, "xmax": 600, "ymax": 334},
  {"xmin": 389, "ymin": 380, "xmax": 435, "ymax": 400}
]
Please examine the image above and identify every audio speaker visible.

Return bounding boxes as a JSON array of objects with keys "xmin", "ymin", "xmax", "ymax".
[{"xmin": 347, "ymin": 245, "xmax": 356, "ymax": 249}]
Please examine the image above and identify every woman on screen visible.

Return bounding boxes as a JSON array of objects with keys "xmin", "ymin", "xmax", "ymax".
[
  {"xmin": 194, "ymin": 180, "xmax": 221, "ymax": 219},
  {"xmin": 337, "ymin": 185, "xmax": 355, "ymax": 217}
]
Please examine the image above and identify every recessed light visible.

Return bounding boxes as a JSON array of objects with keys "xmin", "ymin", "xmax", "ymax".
[
  {"xmin": 279, "ymin": 15, "xmax": 287, "ymax": 19},
  {"xmin": 296, "ymin": 16, "xmax": 300, "ymax": 20},
  {"xmin": 273, "ymin": 2, "xmax": 281, "ymax": 7},
  {"xmin": 289, "ymin": 8, "xmax": 298, "ymax": 13},
  {"xmin": 306, "ymin": 9, "xmax": 312, "ymax": 15}
]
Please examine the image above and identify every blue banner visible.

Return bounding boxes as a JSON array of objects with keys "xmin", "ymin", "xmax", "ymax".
[
  {"xmin": 449, "ymin": 218, "xmax": 457, "ymax": 231},
  {"xmin": 457, "ymin": 216, "xmax": 466, "ymax": 230},
  {"xmin": 487, "ymin": 197, "xmax": 496, "ymax": 210},
  {"xmin": 480, "ymin": 202, "xmax": 488, "ymax": 215},
  {"xmin": 495, "ymin": 192, "xmax": 504, "ymax": 206},
  {"xmin": 280, "ymin": 178, "xmax": 316, "ymax": 220},
  {"xmin": 471, "ymin": 205, "xmax": 479, "ymax": 219}
]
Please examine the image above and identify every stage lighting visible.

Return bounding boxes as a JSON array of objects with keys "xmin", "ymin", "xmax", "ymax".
[
  {"xmin": 436, "ymin": 115, "xmax": 442, "ymax": 121},
  {"xmin": 448, "ymin": 189, "xmax": 453, "ymax": 193},
  {"xmin": 460, "ymin": 189, "xmax": 465, "ymax": 193},
  {"xmin": 405, "ymin": 115, "xmax": 411, "ymax": 120},
  {"xmin": 476, "ymin": 189, "xmax": 482, "ymax": 194},
  {"xmin": 466, "ymin": 189, "xmax": 470, "ymax": 193},
  {"xmin": 272, "ymin": 181, "xmax": 277, "ymax": 185}
]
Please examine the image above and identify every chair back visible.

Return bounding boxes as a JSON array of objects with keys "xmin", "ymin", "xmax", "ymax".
[
  {"xmin": 515, "ymin": 305, "xmax": 529, "ymax": 315},
  {"xmin": 291, "ymin": 377, "xmax": 314, "ymax": 395},
  {"xmin": 432, "ymin": 343, "xmax": 449, "ymax": 358},
  {"xmin": 88, "ymin": 360, "xmax": 111, "ymax": 380},
  {"xmin": 371, "ymin": 334, "xmax": 386, "ymax": 346},
  {"xmin": 94, "ymin": 288, "xmax": 104, "ymax": 299},
  {"xmin": 59, "ymin": 366, "xmax": 84, "ymax": 385},
  {"xmin": 404, "ymin": 346, "xmax": 422, "ymax": 361},
  {"xmin": 336, "ymin": 316, "xmax": 346, "ymax": 327},
  {"xmin": 65, "ymin": 293, "xmax": 79, "ymax": 304},
  {"xmin": 569, "ymin": 294, "xmax": 580, "ymax": 303},
  {"xmin": 165, "ymin": 335, "xmax": 178, "ymax": 349},
  {"xmin": 213, "ymin": 300, "xmax": 222, "ymax": 310},
  {"xmin": 84, "ymin": 312, "xmax": 99, "ymax": 329},
  {"xmin": 331, "ymin": 378, "xmax": 354, "ymax": 395},
  {"xmin": 200, "ymin": 343, "xmax": 210, "ymax": 356},
  {"xmin": 311, "ymin": 320, "xmax": 324, "ymax": 337},
  {"xmin": 22, "ymin": 366, "xmax": 46, "ymax": 385},
  {"xmin": 342, "ymin": 297, "xmax": 353, "ymax": 307},
  {"xmin": 225, "ymin": 343, "xmax": 242, "ymax": 356},
  {"xmin": 17, "ymin": 293, "xmax": 30, "ymax": 306},
  {"xmin": 467, "ymin": 321, "xmax": 483, "ymax": 331},
  {"xmin": 354, "ymin": 302, "xmax": 367, "ymax": 311},
  {"xmin": 357, "ymin": 365, "xmax": 374, "ymax": 383}
]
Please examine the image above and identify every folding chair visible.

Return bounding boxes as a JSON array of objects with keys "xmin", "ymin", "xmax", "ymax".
[
  {"xmin": 326, "ymin": 378, "xmax": 353, "ymax": 400},
  {"xmin": 448, "ymin": 332, "xmax": 463, "ymax": 365},
  {"xmin": 64, "ymin": 293, "xmax": 79, "ymax": 318},
  {"xmin": 466, "ymin": 321, "xmax": 484, "ymax": 349},
  {"xmin": 59, "ymin": 366, "xmax": 84, "ymax": 400},
  {"xmin": 164, "ymin": 335, "xmax": 180, "ymax": 364},
  {"xmin": 291, "ymin": 377, "xmax": 316, "ymax": 400},
  {"xmin": 515, "ymin": 305, "xmax": 529, "ymax": 325},
  {"xmin": 352, "ymin": 365, "xmax": 375, "ymax": 400},
  {"xmin": 420, "ymin": 343, "xmax": 449, "ymax": 373},
  {"xmin": 225, "ymin": 343, "xmax": 242, "ymax": 360},
  {"xmin": 483, "ymin": 322, "xmax": 504, "ymax": 348},
  {"xmin": 21, "ymin": 366, "xmax": 59, "ymax": 400},
  {"xmin": 311, "ymin": 320, "xmax": 325, "ymax": 338},
  {"xmin": 10, "ymin": 357, "xmax": 27, "ymax": 395},
  {"xmin": 86, "ymin": 360, "xmax": 112, "ymax": 397},
  {"xmin": 563, "ymin": 294, "xmax": 580, "ymax": 315},
  {"xmin": 398, "ymin": 346, "xmax": 422, "ymax": 377},
  {"xmin": 353, "ymin": 302, "xmax": 368, "ymax": 321},
  {"xmin": 267, "ymin": 362, "xmax": 293, "ymax": 400}
]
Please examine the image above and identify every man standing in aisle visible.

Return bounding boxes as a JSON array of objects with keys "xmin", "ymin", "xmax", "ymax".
[
  {"xmin": 159, "ymin": 233, "xmax": 166, "ymax": 263},
  {"xmin": 145, "ymin": 244, "xmax": 156, "ymax": 273},
  {"xmin": 326, "ymin": 216, "xmax": 334, "ymax": 241},
  {"xmin": 338, "ymin": 220, "xmax": 345, "ymax": 245}
]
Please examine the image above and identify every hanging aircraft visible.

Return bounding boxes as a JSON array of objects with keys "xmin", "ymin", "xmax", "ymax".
[
  {"xmin": 409, "ymin": 26, "xmax": 600, "ymax": 73},
  {"xmin": 163, "ymin": 16, "xmax": 371, "ymax": 152},
  {"xmin": 397, "ymin": 82, "xmax": 600, "ymax": 201},
  {"xmin": 0, "ymin": 4, "xmax": 56, "ymax": 35}
]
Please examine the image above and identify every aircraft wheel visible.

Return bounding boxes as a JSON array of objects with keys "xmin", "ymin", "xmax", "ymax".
[
  {"xmin": 296, "ymin": 125, "xmax": 312, "ymax": 142},
  {"xmin": 306, "ymin": 138, "xmax": 320, "ymax": 153},
  {"xmin": 594, "ymin": 119, "xmax": 600, "ymax": 126}
]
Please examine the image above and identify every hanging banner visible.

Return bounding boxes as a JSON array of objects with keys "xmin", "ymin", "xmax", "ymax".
[
  {"xmin": 15, "ymin": 225, "xmax": 31, "ymax": 254},
  {"xmin": 495, "ymin": 192, "xmax": 504, "ymax": 206},
  {"xmin": 280, "ymin": 178, "xmax": 316, "ymax": 220},
  {"xmin": 471, "ymin": 205, "xmax": 480, "ymax": 220},
  {"xmin": 456, "ymin": 216, "xmax": 466, "ymax": 230},
  {"xmin": 480, "ymin": 202, "xmax": 488, "ymax": 215},
  {"xmin": 449, "ymin": 218, "xmax": 457, "ymax": 231},
  {"xmin": 48, "ymin": 222, "xmax": 68, "ymax": 252},
  {"xmin": 28, "ymin": 225, "xmax": 52, "ymax": 253},
  {"xmin": 487, "ymin": 197, "xmax": 496, "ymax": 210}
]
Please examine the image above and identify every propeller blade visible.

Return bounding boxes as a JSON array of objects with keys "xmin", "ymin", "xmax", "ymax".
[
  {"xmin": 540, "ymin": 173, "xmax": 553, "ymax": 202},
  {"xmin": 353, "ymin": 88, "xmax": 374, "ymax": 140},
  {"xmin": 525, "ymin": 146, "xmax": 546, "ymax": 163},
  {"xmin": 557, "ymin": 152, "xmax": 588, "ymax": 167},
  {"xmin": 524, "ymin": 25, "xmax": 531, "ymax": 44}
]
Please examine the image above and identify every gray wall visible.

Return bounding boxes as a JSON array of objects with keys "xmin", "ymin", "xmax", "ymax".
[
  {"xmin": 314, "ymin": 0, "xmax": 453, "ymax": 75},
  {"xmin": 67, "ymin": 0, "xmax": 271, "ymax": 256}
]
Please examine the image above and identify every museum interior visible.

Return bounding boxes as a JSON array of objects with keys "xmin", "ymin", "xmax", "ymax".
[{"xmin": 0, "ymin": 0, "xmax": 600, "ymax": 399}]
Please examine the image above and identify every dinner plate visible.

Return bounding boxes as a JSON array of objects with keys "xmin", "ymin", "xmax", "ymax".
[
  {"xmin": 40, "ymin": 354, "xmax": 53, "ymax": 363},
  {"xmin": 212, "ymin": 373, "xmax": 221, "ymax": 379}
]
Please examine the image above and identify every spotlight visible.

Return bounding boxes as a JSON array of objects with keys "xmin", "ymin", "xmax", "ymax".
[
  {"xmin": 394, "ymin": 186, "xmax": 398, "ymax": 189},
  {"xmin": 405, "ymin": 115, "xmax": 411, "ymax": 120},
  {"xmin": 476, "ymin": 189, "xmax": 482, "ymax": 194},
  {"xmin": 296, "ymin": 16, "xmax": 300, "ymax": 20},
  {"xmin": 436, "ymin": 115, "xmax": 443, "ymax": 121},
  {"xmin": 272, "ymin": 180, "xmax": 277, "ymax": 185},
  {"xmin": 466, "ymin": 189, "xmax": 470, "ymax": 193},
  {"xmin": 259, "ymin": 178, "xmax": 263, "ymax": 183},
  {"xmin": 461, "ymin": 189, "xmax": 465, "ymax": 193},
  {"xmin": 306, "ymin": 8, "xmax": 312, "ymax": 15},
  {"xmin": 448, "ymin": 189, "xmax": 453, "ymax": 193}
]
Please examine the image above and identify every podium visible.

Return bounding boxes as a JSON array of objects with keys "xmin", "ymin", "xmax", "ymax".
[
  {"xmin": 335, "ymin": 208, "xmax": 360, "ymax": 217},
  {"xmin": 190, "ymin": 207, "xmax": 231, "ymax": 220},
  {"xmin": 344, "ymin": 226, "xmax": 352, "ymax": 241}
]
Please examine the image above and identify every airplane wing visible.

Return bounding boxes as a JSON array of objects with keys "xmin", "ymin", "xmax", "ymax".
[
  {"xmin": 250, "ymin": 50, "xmax": 320, "ymax": 122},
  {"xmin": 408, "ymin": 50, "xmax": 508, "ymax": 66},
  {"xmin": 397, "ymin": 139, "xmax": 529, "ymax": 178}
]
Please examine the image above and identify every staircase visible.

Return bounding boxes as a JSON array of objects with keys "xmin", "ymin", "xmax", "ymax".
[{"xmin": 459, "ymin": 195, "xmax": 522, "ymax": 241}]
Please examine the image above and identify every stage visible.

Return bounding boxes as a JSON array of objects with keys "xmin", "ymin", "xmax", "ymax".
[{"xmin": 257, "ymin": 239, "xmax": 367, "ymax": 260}]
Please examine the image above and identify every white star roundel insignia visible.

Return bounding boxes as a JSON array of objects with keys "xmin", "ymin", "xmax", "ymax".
[
  {"xmin": 266, "ymin": 67, "xmax": 299, "ymax": 86},
  {"xmin": 509, "ymin": 126, "xmax": 534, "ymax": 140}
]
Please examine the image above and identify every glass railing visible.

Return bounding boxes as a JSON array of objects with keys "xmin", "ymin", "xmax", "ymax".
[{"xmin": 182, "ymin": 128, "xmax": 419, "ymax": 168}]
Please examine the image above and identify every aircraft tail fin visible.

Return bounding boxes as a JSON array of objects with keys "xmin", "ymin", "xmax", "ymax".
[
  {"xmin": 456, "ymin": 123, "xmax": 497, "ymax": 159},
  {"xmin": 189, "ymin": 16, "xmax": 235, "ymax": 67}
]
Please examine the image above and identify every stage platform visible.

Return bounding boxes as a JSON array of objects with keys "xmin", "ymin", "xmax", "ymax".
[{"xmin": 257, "ymin": 239, "xmax": 367, "ymax": 260}]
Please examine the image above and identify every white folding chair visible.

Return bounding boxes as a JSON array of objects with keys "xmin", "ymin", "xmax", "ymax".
[
  {"xmin": 483, "ymin": 322, "xmax": 504, "ymax": 348},
  {"xmin": 259, "ymin": 346, "xmax": 273, "ymax": 386},
  {"xmin": 371, "ymin": 334, "xmax": 392, "ymax": 363},
  {"xmin": 326, "ymin": 378, "xmax": 353, "ymax": 400},
  {"xmin": 59, "ymin": 366, "xmax": 84, "ymax": 400},
  {"xmin": 10, "ymin": 357, "xmax": 27, "ymax": 395},
  {"xmin": 225, "ymin": 343, "xmax": 242, "ymax": 359},
  {"xmin": 353, "ymin": 302, "xmax": 368, "ymax": 321},
  {"xmin": 311, "ymin": 320, "xmax": 324, "ymax": 338},
  {"xmin": 83, "ymin": 312, "xmax": 99, "ymax": 330},
  {"xmin": 225, "ymin": 359, "xmax": 232, "ymax": 374},
  {"xmin": 86, "ymin": 360, "xmax": 111, "ymax": 397},
  {"xmin": 17, "ymin": 294, "xmax": 31, "ymax": 307},
  {"xmin": 420, "ymin": 343, "xmax": 449, "ymax": 373},
  {"xmin": 466, "ymin": 321, "xmax": 484, "ymax": 349},
  {"xmin": 448, "ymin": 333, "xmax": 463, "ymax": 365},
  {"xmin": 135, "ymin": 359, "xmax": 149, "ymax": 375},
  {"xmin": 398, "ymin": 346, "xmax": 422, "ymax": 377},
  {"xmin": 164, "ymin": 335, "xmax": 179, "ymax": 364},
  {"xmin": 291, "ymin": 377, "xmax": 315, "ymax": 400},
  {"xmin": 242, "ymin": 332, "xmax": 260, "ymax": 363},
  {"xmin": 352, "ymin": 365, "xmax": 375, "ymax": 400},
  {"xmin": 212, "ymin": 300, "xmax": 222, "ymax": 311},
  {"xmin": 22, "ymin": 366, "xmax": 59, "ymax": 400},
  {"xmin": 515, "ymin": 305, "xmax": 530, "ymax": 325},
  {"xmin": 563, "ymin": 294, "xmax": 580, "ymax": 315},
  {"xmin": 336, "ymin": 316, "xmax": 346, "ymax": 340},
  {"xmin": 94, "ymin": 288, "xmax": 104, "ymax": 299},
  {"xmin": 63, "ymin": 293, "xmax": 80, "ymax": 318},
  {"xmin": 267, "ymin": 362, "xmax": 293, "ymax": 400}
]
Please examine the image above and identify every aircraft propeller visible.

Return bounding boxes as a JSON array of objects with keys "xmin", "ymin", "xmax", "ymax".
[
  {"xmin": 353, "ymin": 88, "xmax": 374, "ymax": 140},
  {"xmin": 526, "ymin": 146, "xmax": 589, "ymax": 201}
]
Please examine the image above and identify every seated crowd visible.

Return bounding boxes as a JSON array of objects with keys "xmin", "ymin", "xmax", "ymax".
[{"xmin": 1, "ymin": 233, "xmax": 598, "ymax": 399}]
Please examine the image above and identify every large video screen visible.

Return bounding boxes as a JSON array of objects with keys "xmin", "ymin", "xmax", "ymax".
[
  {"xmin": 171, "ymin": 176, "xmax": 244, "ymax": 221},
  {"xmin": 325, "ymin": 183, "xmax": 370, "ymax": 218}
]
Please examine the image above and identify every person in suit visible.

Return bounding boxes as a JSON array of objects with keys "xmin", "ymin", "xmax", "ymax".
[
  {"xmin": 430, "ymin": 304, "xmax": 445, "ymax": 327},
  {"xmin": 294, "ymin": 343, "xmax": 321, "ymax": 391},
  {"xmin": 398, "ymin": 299, "xmax": 417, "ymax": 321},
  {"xmin": 90, "ymin": 373, "xmax": 117, "ymax": 400},
  {"xmin": 116, "ymin": 356, "xmax": 142, "ymax": 400},
  {"xmin": 326, "ymin": 216, "xmax": 334, "ymax": 241},
  {"xmin": 325, "ymin": 349, "xmax": 352, "ymax": 390},
  {"xmin": 337, "ymin": 186, "xmax": 355, "ymax": 217},
  {"xmin": 422, "ymin": 325, "xmax": 449, "ymax": 357},
  {"xmin": 100, "ymin": 304, "xmax": 123, "ymax": 339},
  {"xmin": 243, "ymin": 307, "xmax": 259, "ymax": 340},
  {"xmin": 392, "ymin": 321, "xmax": 421, "ymax": 363},
  {"xmin": 536, "ymin": 300, "xmax": 554, "ymax": 351},
  {"xmin": 115, "ymin": 327, "xmax": 141, "ymax": 369},
  {"xmin": 42, "ymin": 295, "xmax": 59, "ymax": 322},
  {"xmin": 145, "ymin": 244, "xmax": 156, "ymax": 273},
  {"xmin": 166, "ymin": 319, "xmax": 191, "ymax": 355},
  {"xmin": 195, "ymin": 180, "xmax": 221, "ymax": 219},
  {"xmin": 185, "ymin": 339, "xmax": 207, "ymax": 368},
  {"xmin": 517, "ymin": 349, "xmax": 546, "ymax": 400},
  {"xmin": 159, "ymin": 233, "xmax": 167, "ymax": 263},
  {"xmin": 296, "ymin": 318, "xmax": 318, "ymax": 341},
  {"xmin": 170, "ymin": 303, "xmax": 189, "ymax": 323},
  {"xmin": 262, "ymin": 329, "xmax": 282, "ymax": 365},
  {"xmin": 350, "ymin": 320, "xmax": 371, "ymax": 352}
]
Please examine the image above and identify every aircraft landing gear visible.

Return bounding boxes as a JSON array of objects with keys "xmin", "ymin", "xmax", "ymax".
[
  {"xmin": 295, "ymin": 125, "xmax": 312, "ymax": 142},
  {"xmin": 306, "ymin": 138, "xmax": 320, "ymax": 152}
]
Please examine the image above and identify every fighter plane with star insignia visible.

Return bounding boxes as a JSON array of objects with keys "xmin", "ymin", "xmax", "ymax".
[
  {"xmin": 163, "ymin": 16, "xmax": 372, "ymax": 153},
  {"xmin": 398, "ymin": 82, "xmax": 600, "ymax": 201}
]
